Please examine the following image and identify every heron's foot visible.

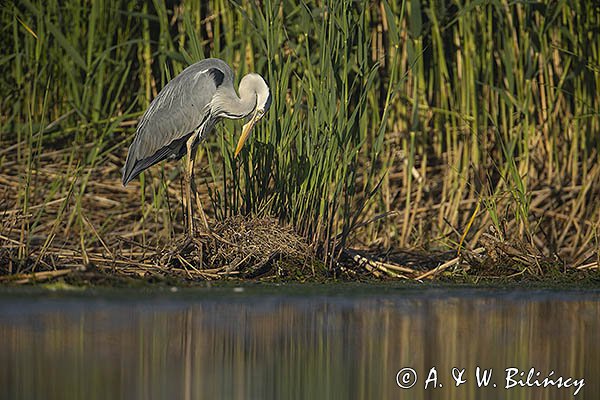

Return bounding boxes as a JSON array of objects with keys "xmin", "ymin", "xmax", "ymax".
[
  {"xmin": 160, "ymin": 234, "xmax": 196, "ymax": 266},
  {"xmin": 180, "ymin": 229, "xmax": 209, "ymax": 249},
  {"xmin": 185, "ymin": 217, "xmax": 213, "ymax": 239},
  {"xmin": 179, "ymin": 235, "xmax": 193, "ymax": 252}
]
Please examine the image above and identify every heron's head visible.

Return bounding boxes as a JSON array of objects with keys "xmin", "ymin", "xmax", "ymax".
[{"xmin": 235, "ymin": 73, "xmax": 271, "ymax": 157}]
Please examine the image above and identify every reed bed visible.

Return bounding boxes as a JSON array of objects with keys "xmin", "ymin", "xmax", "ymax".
[{"xmin": 0, "ymin": 0, "xmax": 599, "ymax": 283}]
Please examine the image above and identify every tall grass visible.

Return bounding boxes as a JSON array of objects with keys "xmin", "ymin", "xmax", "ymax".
[{"xmin": 1, "ymin": 0, "xmax": 599, "ymax": 268}]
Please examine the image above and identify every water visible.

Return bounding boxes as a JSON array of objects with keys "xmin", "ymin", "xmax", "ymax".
[{"xmin": 0, "ymin": 285, "xmax": 598, "ymax": 400}]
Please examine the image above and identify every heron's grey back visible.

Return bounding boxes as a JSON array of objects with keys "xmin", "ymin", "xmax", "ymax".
[{"xmin": 122, "ymin": 58, "xmax": 233, "ymax": 185}]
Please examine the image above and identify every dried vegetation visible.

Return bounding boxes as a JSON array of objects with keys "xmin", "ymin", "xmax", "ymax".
[{"xmin": 1, "ymin": 0, "xmax": 599, "ymax": 285}]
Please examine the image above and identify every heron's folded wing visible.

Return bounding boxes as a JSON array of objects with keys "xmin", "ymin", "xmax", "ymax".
[{"xmin": 122, "ymin": 62, "xmax": 226, "ymax": 185}]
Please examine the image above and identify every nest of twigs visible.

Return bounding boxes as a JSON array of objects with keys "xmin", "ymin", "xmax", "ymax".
[
  {"xmin": 468, "ymin": 227, "xmax": 565, "ymax": 279},
  {"xmin": 161, "ymin": 216, "xmax": 318, "ymax": 280}
]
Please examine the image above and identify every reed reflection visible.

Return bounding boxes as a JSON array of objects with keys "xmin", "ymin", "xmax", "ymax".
[{"xmin": 0, "ymin": 291, "xmax": 598, "ymax": 400}]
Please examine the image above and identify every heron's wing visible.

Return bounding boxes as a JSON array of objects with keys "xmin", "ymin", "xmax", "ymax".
[{"xmin": 122, "ymin": 63, "xmax": 226, "ymax": 185}]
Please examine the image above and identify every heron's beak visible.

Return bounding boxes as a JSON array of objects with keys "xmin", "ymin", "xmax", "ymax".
[{"xmin": 234, "ymin": 109, "xmax": 261, "ymax": 157}]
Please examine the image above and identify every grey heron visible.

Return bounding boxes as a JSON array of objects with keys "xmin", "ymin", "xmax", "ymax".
[{"xmin": 122, "ymin": 58, "xmax": 271, "ymax": 236}]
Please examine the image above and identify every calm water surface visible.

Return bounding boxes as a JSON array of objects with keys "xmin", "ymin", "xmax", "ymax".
[{"xmin": 0, "ymin": 285, "xmax": 598, "ymax": 400}]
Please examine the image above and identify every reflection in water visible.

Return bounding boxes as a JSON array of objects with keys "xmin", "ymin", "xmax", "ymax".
[{"xmin": 0, "ymin": 289, "xmax": 598, "ymax": 400}]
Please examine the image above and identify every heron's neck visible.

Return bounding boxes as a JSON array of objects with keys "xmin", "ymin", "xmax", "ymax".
[{"xmin": 214, "ymin": 86, "xmax": 257, "ymax": 120}]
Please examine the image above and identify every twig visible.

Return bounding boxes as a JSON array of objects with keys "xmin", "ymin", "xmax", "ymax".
[{"xmin": 416, "ymin": 247, "xmax": 486, "ymax": 280}]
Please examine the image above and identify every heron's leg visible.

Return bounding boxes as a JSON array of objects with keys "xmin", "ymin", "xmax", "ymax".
[
  {"xmin": 184, "ymin": 137, "xmax": 195, "ymax": 237},
  {"xmin": 191, "ymin": 181, "xmax": 210, "ymax": 232},
  {"xmin": 187, "ymin": 149, "xmax": 210, "ymax": 231}
]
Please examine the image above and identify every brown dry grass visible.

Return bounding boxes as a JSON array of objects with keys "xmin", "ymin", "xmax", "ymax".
[
  {"xmin": 0, "ymin": 146, "xmax": 319, "ymax": 284},
  {"xmin": 1, "ymin": 141, "xmax": 598, "ymax": 285},
  {"xmin": 2, "ymin": 0, "xmax": 599, "ymax": 286}
]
